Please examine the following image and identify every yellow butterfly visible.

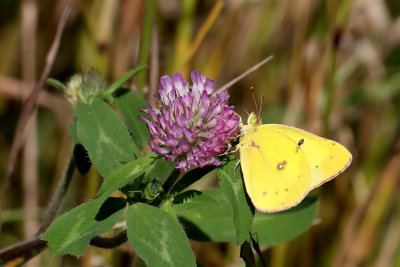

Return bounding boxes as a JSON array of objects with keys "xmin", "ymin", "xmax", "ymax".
[{"xmin": 239, "ymin": 112, "xmax": 352, "ymax": 213}]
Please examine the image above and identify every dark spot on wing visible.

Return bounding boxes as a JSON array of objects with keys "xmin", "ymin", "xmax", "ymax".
[
  {"xmin": 330, "ymin": 155, "xmax": 333, "ymax": 159},
  {"xmin": 263, "ymin": 191, "xmax": 267, "ymax": 196},
  {"xmin": 296, "ymin": 139, "xmax": 305, "ymax": 153},
  {"xmin": 298, "ymin": 139, "xmax": 304, "ymax": 146},
  {"xmin": 275, "ymin": 191, "xmax": 278, "ymax": 195},
  {"xmin": 284, "ymin": 188, "xmax": 288, "ymax": 192},
  {"xmin": 315, "ymin": 165, "xmax": 319, "ymax": 168}
]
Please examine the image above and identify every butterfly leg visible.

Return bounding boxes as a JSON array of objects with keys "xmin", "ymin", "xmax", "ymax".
[
  {"xmin": 219, "ymin": 141, "xmax": 243, "ymax": 156},
  {"xmin": 219, "ymin": 143, "xmax": 234, "ymax": 156}
]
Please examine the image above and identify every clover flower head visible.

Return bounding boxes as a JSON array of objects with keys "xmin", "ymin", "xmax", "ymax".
[
  {"xmin": 64, "ymin": 69, "xmax": 108, "ymax": 105},
  {"xmin": 140, "ymin": 71, "xmax": 240, "ymax": 172}
]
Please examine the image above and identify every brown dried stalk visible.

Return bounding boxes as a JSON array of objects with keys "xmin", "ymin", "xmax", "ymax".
[{"xmin": 0, "ymin": 8, "xmax": 71, "ymax": 232}]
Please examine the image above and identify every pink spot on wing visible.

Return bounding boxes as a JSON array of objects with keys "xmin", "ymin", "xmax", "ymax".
[{"xmin": 251, "ymin": 141, "xmax": 260, "ymax": 149}]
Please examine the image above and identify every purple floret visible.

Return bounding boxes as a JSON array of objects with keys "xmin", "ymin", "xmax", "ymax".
[{"xmin": 140, "ymin": 71, "xmax": 240, "ymax": 172}]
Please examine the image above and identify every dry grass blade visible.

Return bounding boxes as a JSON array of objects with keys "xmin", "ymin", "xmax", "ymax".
[
  {"xmin": 374, "ymin": 208, "xmax": 400, "ymax": 267},
  {"xmin": 182, "ymin": 0, "xmax": 224, "ymax": 68},
  {"xmin": 0, "ymin": 75, "xmax": 69, "ymax": 118},
  {"xmin": 213, "ymin": 55, "xmax": 274, "ymax": 95},
  {"xmin": 0, "ymin": 7, "xmax": 71, "ymax": 233}
]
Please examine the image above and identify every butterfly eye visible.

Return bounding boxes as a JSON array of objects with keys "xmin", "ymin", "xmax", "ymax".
[
  {"xmin": 248, "ymin": 113, "xmax": 258, "ymax": 125},
  {"xmin": 276, "ymin": 160, "xmax": 287, "ymax": 171}
]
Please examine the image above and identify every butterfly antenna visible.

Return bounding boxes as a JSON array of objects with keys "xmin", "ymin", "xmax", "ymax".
[
  {"xmin": 258, "ymin": 94, "xmax": 264, "ymax": 118},
  {"xmin": 250, "ymin": 86, "xmax": 259, "ymax": 114}
]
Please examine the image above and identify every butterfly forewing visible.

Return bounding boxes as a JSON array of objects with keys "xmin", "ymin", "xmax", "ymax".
[{"xmin": 239, "ymin": 125, "xmax": 312, "ymax": 212}]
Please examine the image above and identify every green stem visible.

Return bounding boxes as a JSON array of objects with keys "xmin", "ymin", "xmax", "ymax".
[
  {"xmin": 163, "ymin": 169, "xmax": 181, "ymax": 194},
  {"xmin": 167, "ymin": 166, "xmax": 216, "ymax": 196},
  {"xmin": 136, "ymin": 0, "xmax": 156, "ymax": 93}
]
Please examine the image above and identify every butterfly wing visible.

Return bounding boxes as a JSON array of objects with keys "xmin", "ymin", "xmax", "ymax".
[
  {"xmin": 239, "ymin": 125, "xmax": 312, "ymax": 212},
  {"xmin": 266, "ymin": 124, "xmax": 352, "ymax": 189}
]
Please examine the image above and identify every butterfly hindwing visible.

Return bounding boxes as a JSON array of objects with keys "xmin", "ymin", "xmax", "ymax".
[{"xmin": 265, "ymin": 124, "xmax": 352, "ymax": 189}]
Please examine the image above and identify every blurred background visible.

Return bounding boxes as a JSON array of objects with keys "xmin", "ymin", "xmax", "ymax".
[{"xmin": 1, "ymin": 0, "xmax": 400, "ymax": 266}]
